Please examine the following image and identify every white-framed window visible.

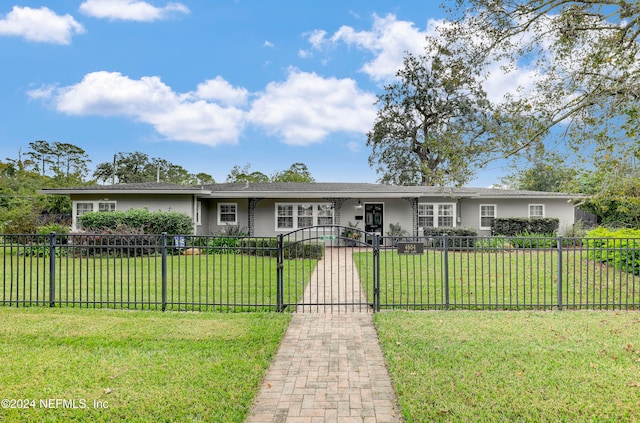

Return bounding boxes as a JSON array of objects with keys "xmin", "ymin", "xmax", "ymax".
[
  {"xmin": 195, "ymin": 201, "xmax": 202, "ymax": 226},
  {"xmin": 73, "ymin": 200, "xmax": 116, "ymax": 230},
  {"xmin": 529, "ymin": 204, "xmax": 545, "ymax": 218},
  {"xmin": 418, "ymin": 204, "xmax": 434, "ymax": 228},
  {"xmin": 418, "ymin": 203, "xmax": 456, "ymax": 228},
  {"xmin": 480, "ymin": 204, "xmax": 496, "ymax": 230},
  {"xmin": 317, "ymin": 204, "xmax": 333, "ymax": 225},
  {"xmin": 217, "ymin": 203, "xmax": 237, "ymax": 225},
  {"xmin": 275, "ymin": 203, "xmax": 334, "ymax": 230}
]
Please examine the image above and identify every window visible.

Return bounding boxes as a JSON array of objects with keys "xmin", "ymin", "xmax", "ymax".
[
  {"xmin": 195, "ymin": 201, "xmax": 202, "ymax": 226},
  {"xmin": 480, "ymin": 204, "xmax": 496, "ymax": 229},
  {"xmin": 275, "ymin": 203, "xmax": 333, "ymax": 230},
  {"xmin": 418, "ymin": 204, "xmax": 434, "ymax": 228},
  {"xmin": 317, "ymin": 204, "xmax": 333, "ymax": 225},
  {"xmin": 218, "ymin": 203, "xmax": 237, "ymax": 225},
  {"xmin": 529, "ymin": 204, "xmax": 545, "ymax": 218},
  {"xmin": 418, "ymin": 203, "xmax": 456, "ymax": 228},
  {"xmin": 76, "ymin": 202, "xmax": 94, "ymax": 217},
  {"xmin": 73, "ymin": 200, "xmax": 116, "ymax": 230},
  {"xmin": 438, "ymin": 204, "xmax": 454, "ymax": 227}
]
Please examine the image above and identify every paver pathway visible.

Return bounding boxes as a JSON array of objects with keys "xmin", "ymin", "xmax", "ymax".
[{"xmin": 246, "ymin": 248, "xmax": 403, "ymax": 423}]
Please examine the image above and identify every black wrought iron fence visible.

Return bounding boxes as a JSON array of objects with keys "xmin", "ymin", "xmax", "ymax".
[
  {"xmin": 0, "ymin": 233, "xmax": 295, "ymax": 311},
  {"xmin": 363, "ymin": 235, "xmax": 640, "ymax": 310},
  {"xmin": 1, "ymin": 232, "xmax": 639, "ymax": 311}
]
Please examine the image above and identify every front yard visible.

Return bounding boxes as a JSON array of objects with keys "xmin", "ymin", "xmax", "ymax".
[
  {"xmin": 2, "ymin": 308, "xmax": 639, "ymax": 422},
  {"xmin": 0, "ymin": 308, "xmax": 290, "ymax": 422}
]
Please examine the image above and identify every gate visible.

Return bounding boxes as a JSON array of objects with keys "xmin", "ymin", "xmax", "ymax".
[{"xmin": 277, "ymin": 226, "xmax": 380, "ymax": 312}]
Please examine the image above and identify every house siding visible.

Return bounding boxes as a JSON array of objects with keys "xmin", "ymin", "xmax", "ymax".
[
  {"xmin": 56, "ymin": 183, "xmax": 579, "ymax": 238},
  {"xmin": 460, "ymin": 198, "xmax": 575, "ymax": 235},
  {"xmin": 70, "ymin": 194, "xmax": 195, "ymax": 231}
]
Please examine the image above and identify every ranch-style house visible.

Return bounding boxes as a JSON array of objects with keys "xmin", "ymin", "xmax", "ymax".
[{"xmin": 41, "ymin": 182, "xmax": 583, "ymax": 237}]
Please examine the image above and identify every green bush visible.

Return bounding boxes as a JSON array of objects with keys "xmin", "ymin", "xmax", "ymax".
[
  {"xmin": 240, "ymin": 238, "xmax": 325, "ymax": 260},
  {"xmin": 492, "ymin": 218, "xmax": 559, "ymax": 236},
  {"xmin": 79, "ymin": 208, "xmax": 193, "ymax": 235},
  {"xmin": 584, "ymin": 227, "xmax": 640, "ymax": 275},
  {"xmin": 70, "ymin": 226, "xmax": 162, "ymax": 257},
  {"xmin": 422, "ymin": 227, "xmax": 477, "ymax": 249},
  {"xmin": 510, "ymin": 231, "xmax": 558, "ymax": 249}
]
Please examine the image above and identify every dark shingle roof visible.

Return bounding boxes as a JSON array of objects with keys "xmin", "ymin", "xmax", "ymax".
[{"xmin": 40, "ymin": 181, "xmax": 584, "ymax": 199}]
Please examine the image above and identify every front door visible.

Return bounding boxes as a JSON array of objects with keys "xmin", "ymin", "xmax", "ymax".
[{"xmin": 364, "ymin": 203, "xmax": 383, "ymax": 236}]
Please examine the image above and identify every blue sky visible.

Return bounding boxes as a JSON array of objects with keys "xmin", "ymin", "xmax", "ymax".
[{"xmin": 0, "ymin": 0, "xmax": 517, "ymax": 186}]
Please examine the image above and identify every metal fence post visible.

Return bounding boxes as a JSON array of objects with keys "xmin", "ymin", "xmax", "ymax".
[
  {"xmin": 276, "ymin": 234, "xmax": 284, "ymax": 312},
  {"xmin": 557, "ymin": 236, "xmax": 563, "ymax": 311},
  {"xmin": 161, "ymin": 233, "xmax": 167, "ymax": 312},
  {"xmin": 49, "ymin": 232, "xmax": 56, "ymax": 307},
  {"xmin": 373, "ymin": 234, "xmax": 381, "ymax": 312},
  {"xmin": 443, "ymin": 235, "xmax": 450, "ymax": 310}
]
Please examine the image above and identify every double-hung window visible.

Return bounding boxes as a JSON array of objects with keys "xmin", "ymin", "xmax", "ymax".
[
  {"xmin": 73, "ymin": 200, "xmax": 116, "ymax": 230},
  {"xmin": 418, "ymin": 203, "xmax": 456, "ymax": 228},
  {"xmin": 480, "ymin": 204, "xmax": 496, "ymax": 230},
  {"xmin": 275, "ymin": 203, "xmax": 333, "ymax": 230},
  {"xmin": 529, "ymin": 204, "xmax": 545, "ymax": 218},
  {"xmin": 218, "ymin": 203, "xmax": 237, "ymax": 225}
]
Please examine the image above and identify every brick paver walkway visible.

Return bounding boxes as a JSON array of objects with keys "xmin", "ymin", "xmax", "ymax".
[{"xmin": 245, "ymin": 248, "xmax": 403, "ymax": 423}]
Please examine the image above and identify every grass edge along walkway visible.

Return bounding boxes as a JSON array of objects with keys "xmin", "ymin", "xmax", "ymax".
[
  {"xmin": 0, "ymin": 307, "xmax": 291, "ymax": 423},
  {"xmin": 374, "ymin": 310, "xmax": 640, "ymax": 422}
]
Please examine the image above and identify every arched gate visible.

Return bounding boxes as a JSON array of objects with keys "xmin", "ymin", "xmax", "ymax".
[{"xmin": 276, "ymin": 226, "xmax": 381, "ymax": 312}]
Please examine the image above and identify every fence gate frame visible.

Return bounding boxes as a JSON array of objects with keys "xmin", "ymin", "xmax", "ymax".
[{"xmin": 276, "ymin": 225, "xmax": 381, "ymax": 312}]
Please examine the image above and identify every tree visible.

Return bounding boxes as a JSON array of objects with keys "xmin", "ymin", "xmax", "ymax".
[
  {"xmin": 51, "ymin": 142, "xmax": 90, "ymax": 180},
  {"xmin": 93, "ymin": 152, "xmax": 212, "ymax": 185},
  {"xmin": 226, "ymin": 164, "xmax": 269, "ymax": 183},
  {"xmin": 271, "ymin": 162, "xmax": 315, "ymax": 182},
  {"xmin": 367, "ymin": 48, "xmax": 500, "ymax": 186},
  {"xmin": 192, "ymin": 172, "xmax": 215, "ymax": 185},
  {"xmin": 25, "ymin": 140, "xmax": 54, "ymax": 176},
  {"xmin": 442, "ymin": 0, "xmax": 640, "ymax": 175},
  {"xmin": 502, "ymin": 146, "xmax": 578, "ymax": 192}
]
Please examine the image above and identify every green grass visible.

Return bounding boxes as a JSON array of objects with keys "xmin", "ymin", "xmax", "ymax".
[
  {"xmin": 375, "ymin": 311, "xmax": 640, "ymax": 422},
  {"xmin": 1, "ymin": 251, "xmax": 317, "ymax": 311},
  {"xmin": 0, "ymin": 307, "xmax": 290, "ymax": 422},
  {"xmin": 355, "ymin": 249, "xmax": 640, "ymax": 309}
]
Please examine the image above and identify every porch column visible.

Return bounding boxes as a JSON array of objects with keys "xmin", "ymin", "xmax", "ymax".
[
  {"xmin": 325, "ymin": 198, "xmax": 347, "ymax": 226},
  {"xmin": 403, "ymin": 197, "xmax": 419, "ymax": 236},
  {"xmin": 248, "ymin": 198, "xmax": 263, "ymax": 236}
]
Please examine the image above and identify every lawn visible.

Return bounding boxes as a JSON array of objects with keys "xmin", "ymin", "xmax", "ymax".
[
  {"xmin": 0, "ymin": 250, "xmax": 317, "ymax": 311},
  {"xmin": 0, "ymin": 307, "xmax": 290, "ymax": 422},
  {"xmin": 375, "ymin": 311, "xmax": 640, "ymax": 422},
  {"xmin": 355, "ymin": 249, "xmax": 640, "ymax": 309}
]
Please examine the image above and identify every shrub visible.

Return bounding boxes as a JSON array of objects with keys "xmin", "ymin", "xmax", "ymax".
[
  {"xmin": 70, "ymin": 225, "xmax": 162, "ymax": 257},
  {"xmin": 422, "ymin": 227, "xmax": 477, "ymax": 249},
  {"xmin": 510, "ymin": 231, "xmax": 557, "ymax": 249},
  {"xmin": 79, "ymin": 208, "xmax": 193, "ymax": 235},
  {"xmin": 492, "ymin": 218, "xmax": 559, "ymax": 236},
  {"xmin": 240, "ymin": 239, "xmax": 325, "ymax": 260},
  {"xmin": 584, "ymin": 227, "xmax": 640, "ymax": 275}
]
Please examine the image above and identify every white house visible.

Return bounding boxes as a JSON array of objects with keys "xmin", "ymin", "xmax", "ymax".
[{"xmin": 41, "ymin": 182, "xmax": 583, "ymax": 237}]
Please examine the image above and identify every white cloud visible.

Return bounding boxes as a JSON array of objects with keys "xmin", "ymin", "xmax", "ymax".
[
  {"xmin": 263, "ymin": 40, "xmax": 274, "ymax": 48},
  {"xmin": 247, "ymin": 69, "xmax": 377, "ymax": 145},
  {"xmin": 79, "ymin": 0, "xmax": 189, "ymax": 22},
  {"xmin": 193, "ymin": 77, "xmax": 249, "ymax": 107},
  {"xmin": 315, "ymin": 13, "xmax": 543, "ymax": 103},
  {"xmin": 311, "ymin": 14, "xmax": 432, "ymax": 82},
  {"xmin": 28, "ymin": 71, "xmax": 245, "ymax": 146},
  {"xmin": 307, "ymin": 29, "xmax": 328, "ymax": 49},
  {"xmin": 0, "ymin": 6, "xmax": 85, "ymax": 44}
]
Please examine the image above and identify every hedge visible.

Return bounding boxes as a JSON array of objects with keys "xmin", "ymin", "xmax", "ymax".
[
  {"xmin": 78, "ymin": 208, "xmax": 193, "ymax": 235},
  {"xmin": 584, "ymin": 227, "xmax": 640, "ymax": 276},
  {"xmin": 492, "ymin": 218, "xmax": 559, "ymax": 236},
  {"xmin": 422, "ymin": 227, "xmax": 478, "ymax": 248}
]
